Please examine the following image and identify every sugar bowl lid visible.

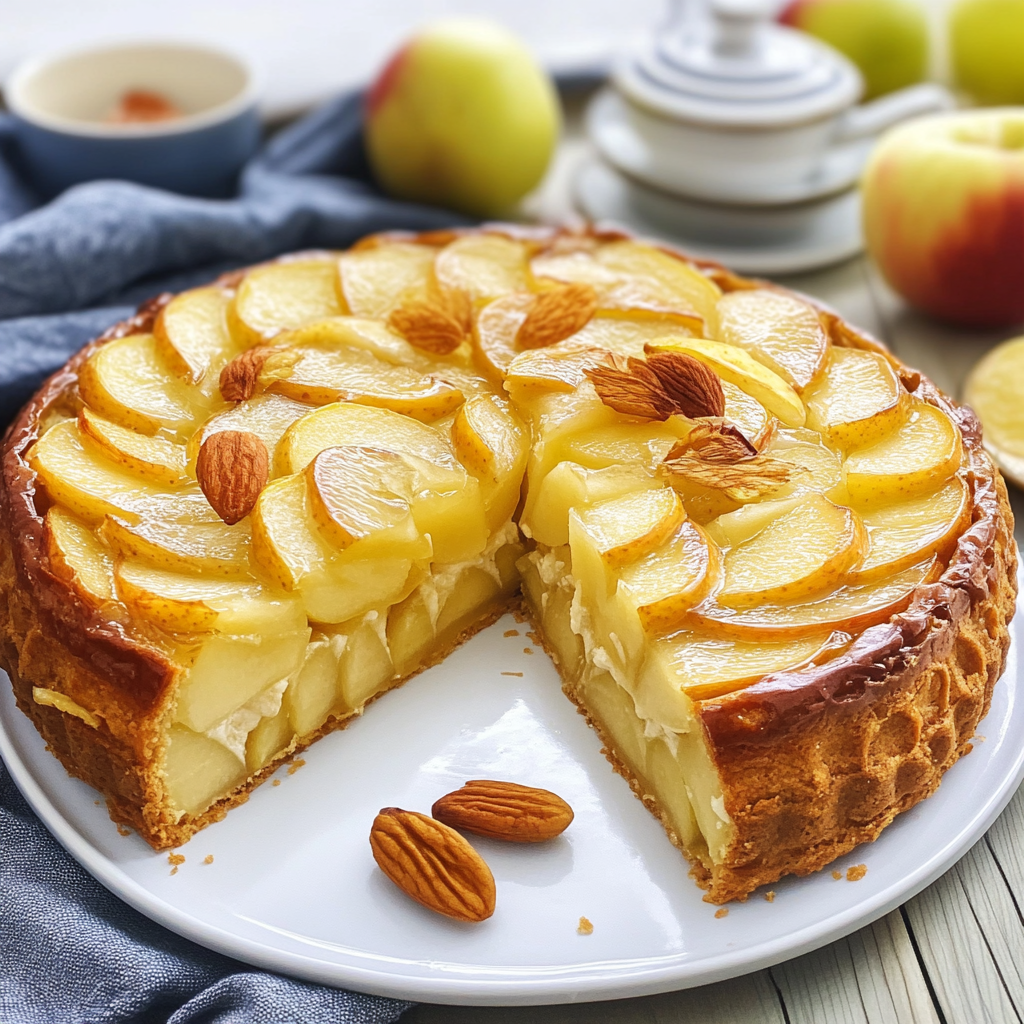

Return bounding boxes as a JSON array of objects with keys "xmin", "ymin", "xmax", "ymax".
[{"xmin": 614, "ymin": 0, "xmax": 864, "ymax": 129}]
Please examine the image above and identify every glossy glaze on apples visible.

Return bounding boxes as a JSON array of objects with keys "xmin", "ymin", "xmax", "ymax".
[{"xmin": 0, "ymin": 228, "xmax": 1015, "ymax": 905}]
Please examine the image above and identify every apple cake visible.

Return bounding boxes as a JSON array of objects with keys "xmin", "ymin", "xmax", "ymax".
[{"xmin": 0, "ymin": 227, "xmax": 1015, "ymax": 904}]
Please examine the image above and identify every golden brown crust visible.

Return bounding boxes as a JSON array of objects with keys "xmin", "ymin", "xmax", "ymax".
[{"xmin": 0, "ymin": 225, "xmax": 1016, "ymax": 891}]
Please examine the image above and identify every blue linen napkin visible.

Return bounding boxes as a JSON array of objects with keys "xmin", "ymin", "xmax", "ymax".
[{"xmin": 0, "ymin": 90, "xmax": 474, "ymax": 1024}]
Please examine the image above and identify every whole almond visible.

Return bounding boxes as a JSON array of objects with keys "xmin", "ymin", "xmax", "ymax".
[
  {"xmin": 196, "ymin": 430, "xmax": 269, "ymax": 525},
  {"xmin": 220, "ymin": 347, "xmax": 269, "ymax": 402},
  {"xmin": 516, "ymin": 283, "xmax": 598, "ymax": 350},
  {"xmin": 388, "ymin": 290, "xmax": 468, "ymax": 355},
  {"xmin": 432, "ymin": 781, "xmax": 574, "ymax": 843},
  {"xmin": 370, "ymin": 808, "xmax": 495, "ymax": 922}
]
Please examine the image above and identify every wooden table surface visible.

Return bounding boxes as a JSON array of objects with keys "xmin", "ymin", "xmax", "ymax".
[{"xmin": 403, "ymin": 134, "xmax": 1024, "ymax": 1024}]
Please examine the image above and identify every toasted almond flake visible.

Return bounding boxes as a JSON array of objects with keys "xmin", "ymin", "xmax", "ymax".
[
  {"xmin": 388, "ymin": 295, "xmax": 467, "ymax": 354},
  {"xmin": 585, "ymin": 352, "xmax": 724, "ymax": 421},
  {"xmin": 516, "ymin": 283, "xmax": 598, "ymax": 350}
]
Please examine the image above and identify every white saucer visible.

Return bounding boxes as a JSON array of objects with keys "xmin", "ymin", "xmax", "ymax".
[
  {"xmin": 2, "ymin": 574, "xmax": 1023, "ymax": 1005},
  {"xmin": 575, "ymin": 157, "xmax": 864, "ymax": 276}
]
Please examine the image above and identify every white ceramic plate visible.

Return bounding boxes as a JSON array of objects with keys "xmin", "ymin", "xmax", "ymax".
[
  {"xmin": 574, "ymin": 157, "xmax": 863, "ymax": 276},
  {"xmin": 2, "ymin": 574, "xmax": 1023, "ymax": 1007}
]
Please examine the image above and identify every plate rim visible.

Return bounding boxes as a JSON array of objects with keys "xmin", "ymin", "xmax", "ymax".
[{"xmin": 2, "ymin": 573, "xmax": 1022, "ymax": 1006}]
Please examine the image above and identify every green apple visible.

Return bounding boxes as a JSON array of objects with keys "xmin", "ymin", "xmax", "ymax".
[
  {"xmin": 950, "ymin": 0, "xmax": 1024, "ymax": 104},
  {"xmin": 364, "ymin": 18, "xmax": 561, "ymax": 217},
  {"xmin": 779, "ymin": 0, "xmax": 929, "ymax": 100}
]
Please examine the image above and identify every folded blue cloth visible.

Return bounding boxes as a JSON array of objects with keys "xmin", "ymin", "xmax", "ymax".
[{"xmin": 0, "ymin": 90, "xmax": 472, "ymax": 1024}]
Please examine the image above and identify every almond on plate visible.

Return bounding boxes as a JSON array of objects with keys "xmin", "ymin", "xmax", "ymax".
[{"xmin": 432, "ymin": 780, "xmax": 574, "ymax": 843}]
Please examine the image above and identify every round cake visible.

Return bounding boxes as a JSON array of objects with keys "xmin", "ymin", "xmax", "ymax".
[{"xmin": 0, "ymin": 226, "xmax": 1015, "ymax": 904}]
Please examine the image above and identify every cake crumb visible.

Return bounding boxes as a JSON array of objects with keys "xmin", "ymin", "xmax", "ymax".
[
  {"xmin": 577, "ymin": 916, "xmax": 593, "ymax": 935},
  {"xmin": 847, "ymin": 864, "xmax": 867, "ymax": 882},
  {"xmin": 504, "ymin": 629, "xmax": 520, "ymax": 637},
  {"xmin": 94, "ymin": 800, "xmax": 101, "ymax": 806},
  {"xmin": 272, "ymin": 779, "xmax": 281, "ymax": 787},
  {"xmin": 523, "ymin": 647, "xmax": 534, "ymax": 655},
  {"xmin": 501, "ymin": 671, "xmax": 524, "ymax": 677},
  {"xmin": 203, "ymin": 855, "xmax": 214, "ymax": 865},
  {"xmin": 832, "ymin": 870, "xmax": 842, "ymax": 880},
  {"xmin": 168, "ymin": 852, "xmax": 185, "ymax": 875},
  {"xmin": 714, "ymin": 908, "xmax": 728, "ymax": 919},
  {"xmin": 527, "ymin": 630, "xmax": 543, "ymax": 647},
  {"xmin": 512, "ymin": 609, "xmax": 527, "ymax": 623},
  {"xmin": 765, "ymin": 891, "xmax": 776, "ymax": 903},
  {"xmin": 116, "ymin": 824, "xmax": 132, "ymax": 837},
  {"xmin": 287, "ymin": 759, "xmax": 306, "ymax": 776}
]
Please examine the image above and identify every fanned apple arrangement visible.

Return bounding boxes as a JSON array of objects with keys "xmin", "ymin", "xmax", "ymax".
[{"xmin": 5, "ymin": 227, "xmax": 1011, "ymax": 905}]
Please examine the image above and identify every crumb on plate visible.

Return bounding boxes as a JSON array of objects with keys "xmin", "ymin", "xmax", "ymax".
[
  {"xmin": 116, "ymin": 824, "xmax": 132, "ymax": 837},
  {"xmin": 272, "ymin": 779, "xmax": 281, "ymax": 787},
  {"xmin": 501, "ymin": 671, "xmax": 524, "ymax": 677},
  {"xmin": 168, "ymin": 852, "xmax": 185, "ymax": 875},
  {"xmin": 765, "ymin": 891, "xmax": 775, "ymax": 903},
  {"xmin": 504, "ymin": 629, "xmax": 520, "ymax": 637},
  {"xmin": 203, "ymin": 855, "xmax": 214, "ymax": 865},
  {"xmin": 714, "ymin": 908, "xmax": 729, "ymax": 919},
  {"xmin": 847, "ymin": 864, "xmax": 867, "ymax": 882},
  {"xmin": 287, "ymin": 759, "xmax": 306, "ymax": 776},
  {"xmin": 832, "ymin": 870, "xmax": 842, "ymax": 880},
  {"xmin": 523, "ymin": 647, "xmax": 534, "ymax": 655},
  {"xmin": 577, "ymin": 916, "xmax": 593, "ymax": 935}
]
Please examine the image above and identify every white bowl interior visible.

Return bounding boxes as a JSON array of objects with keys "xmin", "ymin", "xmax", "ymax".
[{"xmin": 8, "ymin": 43, "xmax": 252, "ymax": 134}]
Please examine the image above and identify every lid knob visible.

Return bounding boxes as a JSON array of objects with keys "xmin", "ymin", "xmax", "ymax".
[{"xmin": 710, "ymin": 0, "xmax": 773, "ymax": 56}]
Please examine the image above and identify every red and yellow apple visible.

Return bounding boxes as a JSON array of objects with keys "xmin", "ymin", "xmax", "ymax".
[
  {"xmin": 779, "ymin": 0, "xmax": 929, "ymax": 100},
  {"xmin": 364, "ymin": 18, "xmax": 561, "ymax": 217},
  {"xmin": 862, "ymin": 109, "xmax": 1024, "ymax": 327},
  {"xmin": 950, "ymin": 0, "xmax": 1024, "ymax": 105}
]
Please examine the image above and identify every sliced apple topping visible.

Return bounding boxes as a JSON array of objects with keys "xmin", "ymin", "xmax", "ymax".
[
  {"xmin": 190, "ymin": 393, "xmax": 311, "ymax": 470},
  {"xmin": 250, "ymin": 473, "xmax": 421, "ymax": 623},
  {"xmin": 503, "ymin": 345, "xmax": 613, "ymax": 399},
  {"xmin": 338, "ymin": 242, "xmax": 437, "ymax": 318},
  {"xmin": 44, "ymin": 507, "xmax": 116, "ymax": 605},
  {"xmin": 721, "ymin": 382, "xmax": 773, "ymax": 449},
  {"xmin": 805, "ymin": 347, "xmax": 910, "ymax": 450},
  {"xmin": 684, "ymin": 557, "xmax": 939, "ymax": 640},
  {"xmin": 643, "ymin": 630, "xmax": 845, "ymax": 706},
  {"xmin": 434, "ymin": 233, "xmax": 530, "ymax": 301},
  {"xmin": 762, "ymin": 430, "xmax": 843, "ymax": 497},
  {"xmin": 266, "ymin": 344, "xmax": 464, "ymax": 422},
  {"xmin": 843, "ymin": 399, "xmax": 963, "ymax": 506},
  {"xmin": 575, "ymin": 487, "xmax": 685, "ymax": 569},
  {"xmin": 524, "ymin": 461, "xmax": 659, "ymax": 547},
  {"xmin": 275, "ymin": 317, "xmax": 424, "ymax": 368},
  {"xmin": 229, "ymin": 259, "xmax": 342, "ymax": 347},
  {"xmin": 717, "ymin": 494, "xmax": 866, "ymax": 608},
  {"xmin": 615, "ymin": 520, "xmax": 719, "ymax": 634},
  {"xmin": 153, "ymin": 286, "xmax": 240, "ymax": 387},
  {"xmin": 78, "ymin": 334, "xmax": 204, "ymax": 436},
  {"xmin": 30, "ymin": 420, "xmax": 221, "ymax": 526},
  {"xmin": 593, "ymin": 278, "xmax": 704, "ymax": 334},
  {"xmin": 705, "ymin": 495, "xmax": 804, "ymax": 549},
  {"xmin": 848, "ymin": 477, "xmax": 970, "ymax": 583},
  {"xmin": 646, "ymin": 338, "xmax": 805, "ymax": 427},
  {"xmin": 563, "ymin": 421, "xmax": 690, "ymax": 474},
  {"xmin": 475, "ymin": 293, "xmax": 536, "ymax": 378},
  {"xmin": 100, "ymin": 515, "xmax": 253, "ymax": 579},
  {"xmin": 115, "ymin": 561, "xmax": 306, "ymax": 635},
  {"xmin": 716, "ymin": 288, "xmax": 829, "ymax": 392},
  {"xmin": 78, "ymin": 407, "xmax": 189, "ymax": 487},
  {"xmin": 305, "ymin": 446, "xmax": 431, "ymax": 561},
  {"xmin": 451, "ymin": 395, "xmax": 529, "ymax": 529}
]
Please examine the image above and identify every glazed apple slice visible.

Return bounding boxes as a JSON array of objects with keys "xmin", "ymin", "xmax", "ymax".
[
  {"xmin": 229, "ymin": 259, "xmax": 343, "ymax": 347},
  {"xmin": 78, "ymin": 334, "xmax": 203, "ymax": 436},
  {"xmin": 30, "ymin": 420, "xmax": 221, "ymax": 526},
  {"xmin": 44, "ymin": 507, "xmax": 116, "ymax": 606},
  {"xmin": 721, "ymin": 382, "xmax": 774, "ymax": 450},
  {"xmin": 503, "ymin": 345, "xmax": 613, "ymax": 399},
  {"xmin": 101, "ymin": 515, "xmax": 253, "ymax": 579},
  {"xmin": 647, "ymin": 337, "xmax": 805, "ymax": 427},
  {"xmin": 761, "ymin": 430, "xmax": 843, "ymax": 497},
  {"xmin": 593, "ymin": 278, "xmax": 705, "ymax": 335},
  {"xmin": 251, "ymin": 473, "xmax": 420, "ymax": 623},
  {"xmin": 576, "ymin": 487, "xmax": 685, "ymax": 569},
  {"xmin": 450, "ymin": 395, "xmax": 530, "ymax": 529},
  {"xmin": 805, "ymin": 347, "xmax": 910, "ymax": 450},
  {"xmin": 706, "ymin": 495, "xmax": 805, "ymax": 549},
  {"xmin": 190, "ymin": 393, "xmax": 312, "ymax": 469},
  {"xmin": 474, "ymin": 292, "xmax": 535, "ymax": 379},
  {"xmin": 434, "ymin": 233, "xmax": 530, "ymax": 301},
  {"xmin": 848, "ymin": 477, "xmax": 971, "ymax": 583},
  {"xmin": 115, "ymin": 560, "xmax": 306, "ymax": 635},
  {"xmin": 153, "ymin": 286, "xmax": 240, "ymax": 386},
  {"xmin": 305, "ymin": 446, "xmax": 432, "ymax": 561},
  {"xmin": 338, "ymin": 242, "xmax": 438, "ymax": 318},
  {"xmin": 266, "ymin": 345, "xmax": 464, "ymax": 422},
  {"xmin": 615, "ymin": 520, "xmax": 720, "ymax": 634},
  {"xmin": 717, "ymin": 494, "xmax": 866, "ymax": 608},
  {"xmin": 684, "ymin": 556, "xmax": 939, "ymax": 641},
  {"xmin": 78, "ymin": 407, "xmax": 189, "ymax": 487},
  {"xmin": 716, "ymin": 288, "xmax": 829, "ymax": 392},
  {"xmin": 275, "ymin": 317, "xmax": 423, "ymax": 368},
  {"xmin": 642, "ymin": 630, "xmax": 847, "ymax": 708},
  {"xmin": 843, "ymin": 399, "xmax": 963, "ymax": 506},
  {"xmin": 524, "ymin": 461, "xmax": 660, "ymax": 547}
]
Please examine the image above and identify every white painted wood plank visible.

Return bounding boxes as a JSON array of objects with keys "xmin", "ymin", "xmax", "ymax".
[
  {"xmin": 985, "ymin": 786, "xmax": 1024, "ymax": 915},
  {"xmin": 772, "ymin": 935, "xmax": 871, "ymax": 1024},
  {"xmin": 401, "ymin": 969, "xmax": 786, "ymax": 1024},
  {"xmin": 905, "ymin": 846, "xmax": 1022, "ymax": 1024}
]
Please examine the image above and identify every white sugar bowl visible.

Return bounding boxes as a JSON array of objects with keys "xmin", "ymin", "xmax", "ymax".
[{"xmin": 588, "ymin": 0, "xmax": 953, "ymax": 206}]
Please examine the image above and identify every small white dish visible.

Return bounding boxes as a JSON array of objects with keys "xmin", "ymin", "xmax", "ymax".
[
  {"xmin": 2, "ymin": 573, "xmax": 1022, "ymax": 1005},
  {"xmin": 575, "ymin": 157, "xmax": 863, "ymax": 275}
]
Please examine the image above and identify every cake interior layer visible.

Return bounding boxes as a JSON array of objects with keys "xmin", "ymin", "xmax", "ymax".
[{"xmin": 156, "ymin": 526, "xmax": 523, "ymax": 822}]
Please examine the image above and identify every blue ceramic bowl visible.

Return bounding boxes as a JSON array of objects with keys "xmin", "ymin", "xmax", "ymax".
[{"xmin": 6, "ymin": 42, "xmax": 261, "ymax": 199}]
